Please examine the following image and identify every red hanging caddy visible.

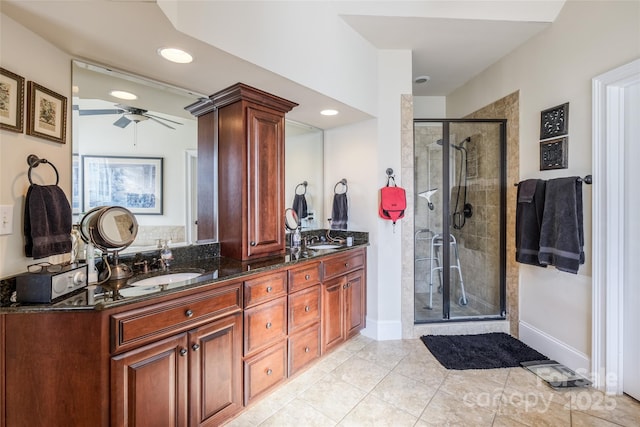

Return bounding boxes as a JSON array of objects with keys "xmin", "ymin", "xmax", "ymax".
[{"xmin": 379, "ymin": 175, "xmax": 406, "ymax": 225}]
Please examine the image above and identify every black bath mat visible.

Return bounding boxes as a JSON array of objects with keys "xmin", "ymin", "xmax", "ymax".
[{"xmin": 420, "ymin": 332, "xmax": 548, "ymax": 370}]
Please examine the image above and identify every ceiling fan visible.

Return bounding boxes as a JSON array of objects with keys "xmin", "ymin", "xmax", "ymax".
[{"xmin": 74, "ymin": 103, "xmax": 183, "ymax": 129}]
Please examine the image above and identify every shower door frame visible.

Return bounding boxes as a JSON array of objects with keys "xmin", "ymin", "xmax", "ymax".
[{"xmin": 414, "ymin": 118, "xmax": 507, "ymax": 323}]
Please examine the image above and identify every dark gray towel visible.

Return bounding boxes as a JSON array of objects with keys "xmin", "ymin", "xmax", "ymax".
[
  {"xmin": 292, "ymin": 194, "xmax": 308, "ymax": 220},
  {"xmin": 517, "ymin": 179, "xmax": 538, "ymax": 203},
  {"xmin": 331, "ymin": 193, "xmax": 348, "ymax": 230},
  {"xmin": 538, "ymin": 177, "xmax": 585, "ymax": 274},
  {"xmin": 24, "ymin": 184, "xmax": 72, "ymax": 259},
  {"xmin": 516, "ymin": 179, "xmax": 547, "ymax": 267}
]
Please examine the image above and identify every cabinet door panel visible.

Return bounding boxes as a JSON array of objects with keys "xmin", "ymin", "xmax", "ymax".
[
  {"xmin": 243, "ymin": 340, "xmax": 287, "ymax": 405},
  {"xmin": 322, "ymin": 276, "xmax": 345, "ymax": 354},
  {"xmin": 345, "ymin": 270, "xmax": 365, "ymax": 338},
  {"xmin": 189, "ymin": 313, "xmax": 242, "ymax": 427},
  {"xmin": 111, "ymin": 334, "xmax": 188, "ymax": 427},
  {"xmin": 288, "ymin": 324, "xmax": 321, "ymax": 376},
  {"xmin": 246, "ymin": 106, "xmax": 285, "ymax": 258}
]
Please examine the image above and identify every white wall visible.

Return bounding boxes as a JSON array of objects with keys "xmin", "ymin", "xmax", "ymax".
[
  {"xmin": 413, "ymin": 96, "xmax": 446, "ymax": 118},
  {"xmin": 0, "ymin": 14, "xmax": 72, "ymax": 277},
  {"xmin": 447, "ymin": 0, "xmax": 640, "ymax": 369},
  {"xmin": 324, "ymin": 49, "xmax": 412, "ymax": 340}
]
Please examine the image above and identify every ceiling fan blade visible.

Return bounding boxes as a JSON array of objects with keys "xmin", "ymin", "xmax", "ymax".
[
  {"xmin": 144, "ymin": 113, "xmax": 183, "ymax": 125},
  {"xmin": 146, "ymin": 115, "xmax": 175, "ymax": 130},
  {"xmin": 115, "ymin": 103, "xmax": 148, "ymax": 114},
  {"xmin": 113, "ymin": 116, "xmax": 131, "ymax": 128},
  {"xmin": 78, "ymin": 108, "xmax": 125, "ymax": 116}
]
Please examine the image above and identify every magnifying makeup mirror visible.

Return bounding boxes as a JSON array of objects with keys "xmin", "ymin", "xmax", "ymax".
[{"xmin": 284, "ymin": 208, "xmax": 299, "ymax": 231}]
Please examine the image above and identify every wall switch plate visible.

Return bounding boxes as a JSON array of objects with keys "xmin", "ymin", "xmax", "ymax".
[{"xmin": 0, "ymin": 205, "xmax": 14, "ymax": 235}]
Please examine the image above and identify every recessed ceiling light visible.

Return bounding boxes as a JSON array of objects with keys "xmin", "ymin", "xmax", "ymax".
[
  {"xmin": 110, "ymin": 90, "xmax": 137, "ymax": 100},
  {"xmin": 320, "ymin": 109, "xmax": 339, "ymax": 116},
  {"xmin": 158, "ymin": 47, "xmax": 193, "ymax": 64},
  {"xmin": 414, "ymin": 75, "xmax": 431, "ymax": 84}
]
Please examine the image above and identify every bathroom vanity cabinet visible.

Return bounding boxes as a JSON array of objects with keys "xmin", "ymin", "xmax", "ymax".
[
  {"xmin": 322, "ymin": 250, "xmax": 367, "ymax": 353},
  {"xmin": 188, "ymin": 83, "xmax": 298, "ymax": 261},
  {"xmin": 1, "ymin": 247, "xmax": 366, "ymax": 427},
  {"xmin": 110, "ymin": 283, "xmax": 243, "ymax": 426}
]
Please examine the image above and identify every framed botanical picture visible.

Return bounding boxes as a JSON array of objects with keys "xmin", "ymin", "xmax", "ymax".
[
  {"xmin": 82, "ymin": 155, "xmax": 163, "ymax": 214},
  {"xmin": 0, "ymin": 67, "xmax": 25, "ymax": 132},
  {"xmin": 26, "ymin": 81, "xmax": 67, "ymax": 144}
]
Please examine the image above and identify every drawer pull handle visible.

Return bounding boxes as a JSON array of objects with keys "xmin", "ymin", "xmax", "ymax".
[
  {"xmin": 305, "ymin": 274, "xmax": 311, "ymax": 280},
  {"xmin": 179, "ymin": 348, "xmax": 188, "ymax": 357},
  {"xmin": 266, "ymin": 322, "xmax": 272, "ymax": 329},
  {"xmin": 304, "ymin": 305, "xmax": 311, "ymax": 312},
  {"xmin": 250, "ymin": 241, "xmax": 256, "ymax": 246},
  {"xmin": 266, "ymin": 369, "xmax": 273, "ymax": 376},
  {"xmin": 304, "ymin": 346, "xmax": 310, "ymax": 353},
  {"xmin": 344, "ymin": 263, "xmax": 349, "ymax": 268},
  {"xmin": 185, "ymin": 309, "xmax": 194, "ymax": 317},
  {"xmin": 192, "ymin": 344, "xmax": 200, "ymax": 352},
  {"xmin": 266, "ymin": 286, "xmax": 273, "ymax": 293}
]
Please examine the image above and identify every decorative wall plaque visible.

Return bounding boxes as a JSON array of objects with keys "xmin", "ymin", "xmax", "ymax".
[
  {"xmin": 540, "ymin": 102, "xmax": 569, "ymax": 140},
  {"xmin": 540, "ymin": 137, "xmax": 568, "ymax": 170}
]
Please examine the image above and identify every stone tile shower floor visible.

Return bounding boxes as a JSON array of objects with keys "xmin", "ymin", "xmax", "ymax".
[{"xmin": 224, "ymin": 334, "xmax": 640, "ymax": 426}]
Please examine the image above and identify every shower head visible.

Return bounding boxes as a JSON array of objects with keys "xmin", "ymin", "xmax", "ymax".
[
  {"xmin": 435, "ymin": 137, "xmax": 470, "ymax": 151},
  {"xmin": 418, "ymin": 188, "xmax": 438, "ymax": 210}
]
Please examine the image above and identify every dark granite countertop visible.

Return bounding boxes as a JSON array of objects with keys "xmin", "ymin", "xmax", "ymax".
[{"xmin": 1, "ymin": 238, "xmax": 368, "ymax": 313}]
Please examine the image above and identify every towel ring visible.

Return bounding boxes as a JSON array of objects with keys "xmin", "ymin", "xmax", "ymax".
[
  {"xmin": 334, "ymin": 178, "xmax": 348, "ymax": 194},
  {"xmin": 27, "ymin": 154, "xmax": 59, "ymax": 186},
  {"xmin": 295, "ymin": 181, "xmax": 308, "ymax": 195}
]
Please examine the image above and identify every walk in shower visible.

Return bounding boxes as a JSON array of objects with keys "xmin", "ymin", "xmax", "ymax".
[{"xmin": 414, "ymin": 119, "xmax": 506, "ymax": 322}]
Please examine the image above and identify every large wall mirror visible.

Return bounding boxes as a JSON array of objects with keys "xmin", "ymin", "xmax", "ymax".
[{"xmin": 72, "ymin": 60, "xmax": 324, "ymax": 253}]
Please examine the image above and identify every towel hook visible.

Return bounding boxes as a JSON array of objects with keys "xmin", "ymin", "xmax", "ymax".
[
  {"xmin": 334, "ymin": 178, "xmax": 348, "ymax": 194},
  {"xmin": 295, "ymin": 181, "xmax": 308, "ymax": 195},
  {"xmin": 27, "ymin": 154, "xmax": 59, "ymax": 186}
]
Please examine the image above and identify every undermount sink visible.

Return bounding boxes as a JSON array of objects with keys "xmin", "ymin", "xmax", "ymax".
[
  {"xmin": 128, "ymin": 272, "xmax": 202, "ymax": 287},
  {"xmin": 307, "ymin": 244, "xmax": 343, "ymax": 250}
]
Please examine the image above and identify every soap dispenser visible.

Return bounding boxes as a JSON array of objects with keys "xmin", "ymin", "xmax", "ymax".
[
  {"xmin": 160, "ymin": 240, "xmax": 173, "ymax": 269},
  {"xmin": 292, "ymin": 227, "xmax": 302, "ymax": 248}
]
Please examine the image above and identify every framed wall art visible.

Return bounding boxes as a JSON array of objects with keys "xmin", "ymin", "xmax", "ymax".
[
  {"xmin": 540, "ymin": 102, "xmax": 569, "ymax": 140},
  {"xmin": 0, "ymin": 67, "xmax": 25, "ymax": 133},
  {"xmin": 26, "ymin": 81, "xmax": 67, "ymax": 144},
  {"xmin": 82, "ymin": 155, "xmax": 163, "ymax": 214},
  {"xmin": 540, "ymin": 137, "xmax": 568, "ymax": 170}
]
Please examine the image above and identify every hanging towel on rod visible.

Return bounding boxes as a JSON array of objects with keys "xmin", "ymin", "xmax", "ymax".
[
  {"xmin": 331, "ymin": 179, "xmax": 348, "ymax": 230},
  {"xmin": 515, "ymin": 179, "xmax": 547, "ymax": 267},
  {"xmin": 292, "ymin": 182, "xmax": 308, "ymax": 221},
  {"xmin": 538, "ymin": 177, "xmax": 585, "ymax": 274},
  {"xmin": 24, "ymin": 183, "xmax": 72, "ymax": 258}
]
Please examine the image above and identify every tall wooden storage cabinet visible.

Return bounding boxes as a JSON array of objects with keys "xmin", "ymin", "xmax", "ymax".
[{"xmin": 187, "ymin": 83, "xmax": 297, "ymax": 260}]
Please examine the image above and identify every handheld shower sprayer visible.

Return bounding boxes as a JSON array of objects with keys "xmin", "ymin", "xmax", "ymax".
[{"xmin": 418, "ymin": 188, "xmax": 438, "ymax": 210}]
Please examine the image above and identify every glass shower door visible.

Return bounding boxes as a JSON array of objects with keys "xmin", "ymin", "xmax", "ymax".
[{"xmin": 414, "ymin": 120, "xmax": 506, "ymax": 322}]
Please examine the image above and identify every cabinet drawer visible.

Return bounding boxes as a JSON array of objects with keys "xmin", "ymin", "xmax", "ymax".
[
  {"xmin": 322, "ymin": 249, "xmax": 365, "ymax": 280},
  {"xmin": 288, "ymin": 324, "xmax": 321, "ymax": 376},
  {"xmin": 112, "ymin": 283, "xmax": 242, "ymax": 353},
  {"xmin": 244, "ymin": 341, "xmax": 287, "ymax": 405},
  {"xmin": 288, "ymin": 285, "xmax": 321, "ymax": 333},
  {"xmin": 288, "ymin": 262, "xmax": 321, "ymax": 292},
  {"xmin": 244, "ymin": 296, "xmax": 287, "ymax": 355},
  {"xmin": 244, "ymin": 271, "xmax": 287, "ymax": 308}
]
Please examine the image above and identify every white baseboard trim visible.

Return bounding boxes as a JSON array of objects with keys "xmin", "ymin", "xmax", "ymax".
[
  {"xmin": 519, "ymin": 321, "xmax": 590, "ymax": 373},
  {"xmin": 362, "ymin": 317, "xmax": 402, "ymax": 341}
]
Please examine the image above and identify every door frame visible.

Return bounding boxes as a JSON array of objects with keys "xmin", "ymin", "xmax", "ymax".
[{"xmin": 591, "ymin": 58, "xmax": 640, "ymax": 394}]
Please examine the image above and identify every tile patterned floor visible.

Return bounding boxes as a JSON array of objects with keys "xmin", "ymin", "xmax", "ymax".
[{"xmin": 224, "ymin": 335, "xmax": 640, "ymax": 426}]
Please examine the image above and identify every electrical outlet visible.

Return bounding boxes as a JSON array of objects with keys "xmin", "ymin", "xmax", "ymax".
[{"xmin": 0, "ymin": 205, "xmax": 14, "ymax": 235}]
